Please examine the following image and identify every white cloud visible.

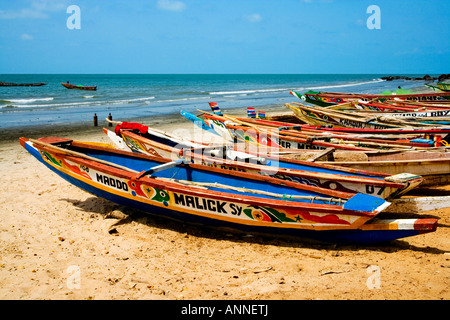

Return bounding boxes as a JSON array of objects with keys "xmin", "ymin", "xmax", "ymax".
[
  {"xmin": 0, "ymin": 0, "xmax": 68, "ymax": 19},
  {"xmin": 0, "ymin": 8, "xmax": 47, "ymax": 19},
  {"xmin": 157, "ymin": 0, "xmax": 186, "ymax": 12},
  {"xmin": 31, "ymin": 0, "xmax": 68, "ymax": 12},
  {"xmin": 21, "ymin": 33, "xmax": 33, "ymax": 40},
  {"xmin": 245, "ymin": 13, "xmax": 262, "ymax": 23}
]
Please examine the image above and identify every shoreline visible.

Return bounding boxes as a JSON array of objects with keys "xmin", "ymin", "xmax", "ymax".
[
  {"xmin": 0, "ymin": 102, "xmax": 288, "ymax": 144},
  {"xmin": 0, "ymin": 82, "xmax": 435, "ymax": 143}
]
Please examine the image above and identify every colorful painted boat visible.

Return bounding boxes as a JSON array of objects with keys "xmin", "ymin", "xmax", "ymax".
[
  {"xmin": 330, "ymin": 104, "xmax": 450, "ymax": 125},
  {"xmin": 61, "ymin": 82, "xmax": 97, "ymax": 91},
  {"xmin": 319, "ymin": 151, "xmax": 450, "ymax": 187},
  {"xmin": 20, "ymin": 137, "xmax": 437, "ymax": 244},
  {"xmin": 105, "ymin": 125, "xmax": 423, "ymax": 200},
  {"xmin": 285, "ymin": 102, "xmax": 444, "ymax": 129},
  {"xmin": 438, "ymin": 83, "xmax": 450, "ymax": 92},
  {"xmin": 295, "ymin": 90, "xmax": 450, "ymax": 107},
  {"xmin": 196, "ymin": 109, "xmax": 449, "ymax": 152},
  {"xmin": 191, "ymin": 110, "xmax": 390, "ymax": 152},
  {"xmin": 186, "ymin": 106, "xmax": 450, "ymax": 186},
  {"xmin": 425, "ymin": 84, "xmax": 445, "ymax": 93},
  {"xmin": 199, "ymin": 109, "xmax": 444, "ymax": 149}
]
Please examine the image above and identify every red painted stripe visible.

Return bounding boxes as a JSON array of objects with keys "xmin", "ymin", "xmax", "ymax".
[{"xmin": 414, "ymin": 219, "xmax": 438, "ymax": 234}]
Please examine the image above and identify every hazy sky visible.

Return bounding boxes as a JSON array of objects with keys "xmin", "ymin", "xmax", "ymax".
[{"xmin": 0, "ymin": 0, "xmax": 449, "ymax": 74}]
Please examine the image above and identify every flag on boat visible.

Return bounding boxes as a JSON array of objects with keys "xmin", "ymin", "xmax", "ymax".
[
  {"xmin": 209, "ymin": 102, "xmax": 223, "ymax": 115},
  {"xmin": 247, "ymin": 107, "xmax": 256, "ymax": 118}
]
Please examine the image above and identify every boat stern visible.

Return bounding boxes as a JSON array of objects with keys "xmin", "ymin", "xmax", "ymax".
[{"xmin": 342, "ymin": 193, "xmax": 391, "ymax": 215}]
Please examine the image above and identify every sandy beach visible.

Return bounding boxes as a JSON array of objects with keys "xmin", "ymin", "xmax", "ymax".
[{"xmin": 0, "ymin": 109, "xmax": 449, "ymax": 301}]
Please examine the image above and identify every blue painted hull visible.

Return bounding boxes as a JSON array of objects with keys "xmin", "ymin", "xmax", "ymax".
[
  {"xmin": 110, "ymin": 126, "xmax": 423, "ymax": 200},
  {"xmin": 22, "ymin": 139, "xmax": 435, "ymax": 244}
]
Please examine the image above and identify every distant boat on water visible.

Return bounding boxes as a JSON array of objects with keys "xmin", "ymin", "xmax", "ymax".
[
  {"xmin": 0, "ymin": 81, "xmax": 47, "ymax": 87},
  {"xmin": 61, "ymin": 82, "xmax": 97, "ymax": 91}
]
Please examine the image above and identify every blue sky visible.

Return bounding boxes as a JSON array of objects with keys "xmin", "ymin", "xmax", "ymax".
[{"xmin": 0, "ymin": 0, "xmax": 449, "ymax": 74}]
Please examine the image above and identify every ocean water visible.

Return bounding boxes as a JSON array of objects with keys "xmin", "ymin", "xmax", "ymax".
[{"xmin": 0, "ymin": 74, "xmax": 434, "ymax": 129}]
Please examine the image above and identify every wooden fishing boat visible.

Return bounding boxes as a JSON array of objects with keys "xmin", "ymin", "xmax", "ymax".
[
  {"xmin": 319, "ymin": 150, "xmax": 450, "ymax": 187},
  {"xmin": 0, "ymin": 81, "xmax": 47, "ymax": 87},
  {"xmin": 425, "ymin": 84, "xmax": 446, "ymax": 93},
  {"xmin": 186, "ymin": 105, "xmax": 450, "ymax": 186},
  {"xmin": 286, "ymin": 102, "xmax": 445, "ymax": 129},
  {"xmin": 437, "ymin": 82, "xmax": 450, "ymax": 92},
  {"xmin": 277, "ymin": 122, "xmax": 450, "ymax": 137},
  {"xmin": 104, "ymin": 124, "xmax": 423, "ymax": 200},
  {"xmin": 201, "ymin": 110, "xmax": 445, "ymax": 149},
  {"xmin": 20, "ymin": 136, "xmax": 437, "ymax": 244},
  {"xmin": 61, "ymin": 82, "xmax": 97, "ymax": 91},
  {"xmin": 233, "ymin": 101, "xmax": 450, "ymax": 137},
  {"xmin": 190, "ymin": 110, "xmax": 398, "ymax": 152},
  {"xmin": 195, "ymin": 108, "xmax": 445, "ymax": 150},
  {"xmin": 295, "ymin": 90, "xmax": 450, "ymax": 107},
  {"xmin": 333, "ymin": 99, "xmax": 450, "ymax": 112},
  {"xmin": 333, "ymin": 105, "xmax": 450, "ymax": 124}
]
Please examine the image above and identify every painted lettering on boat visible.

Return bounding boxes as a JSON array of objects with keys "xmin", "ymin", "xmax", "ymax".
[
  {"xmin": 389, "ymin": 110, "xmax": 450, "ymax": 118},
  {"xmin": 173, "ymin": 193, "xmax": 242, "ymax": 216},
  {"xmin": 95, "ymin": 173, "xmax": 129, "ymax": 191},
  {"xmin": 338, "ymin": 119, "xmax": 366, "ymax": 129},
  {"xmin": 366, "ymin": 185, "xmax": 385, "ymax": 195},
  {"xmin": 280, "ymin": 140, "xmax": 325, "ymax": 150},
  {"xmin": 339, "ymin": 118, "xmax": 386, "ymax": 129},
  {"xmin": 200, "ymin": 161, "xmax": 246, "ymax": 172}
]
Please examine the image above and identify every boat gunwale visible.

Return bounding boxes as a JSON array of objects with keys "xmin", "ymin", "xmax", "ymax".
[{"xmin": 119, "ymin": 129, "xmax": 412, "ymax": 190}]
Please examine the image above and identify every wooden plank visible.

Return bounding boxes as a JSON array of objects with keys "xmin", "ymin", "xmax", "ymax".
[{"xmin": 307, "ymin": 147, "xmax": 335, "ymax": 162}]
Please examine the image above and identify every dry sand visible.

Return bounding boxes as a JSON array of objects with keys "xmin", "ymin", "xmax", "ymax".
[{"xmin": 0, "ymin": 112, "xmax": 449, "ymax": 301}]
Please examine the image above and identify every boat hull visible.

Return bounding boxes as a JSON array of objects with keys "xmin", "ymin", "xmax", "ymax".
[
  {"xmin": 108, "ymin": 128, "xmax": 422, "ymax": 200},
  {"xmin": 61, "ymin": 82, "xmax": 97, "ymax": 91},
  {"xmin": 321, "ymin": 156, "xmax": 450, "ymax": 187},
  {"xmin": 302, "ymin": 90, "xmax": 450, "ymax": 107},
  {"xmin": 0, "ymin": 81, "xmax": 46, "ymax": 87},
  {"xmin": 20, "ymin": 137, "xmax": 437, "ymax": 244}
]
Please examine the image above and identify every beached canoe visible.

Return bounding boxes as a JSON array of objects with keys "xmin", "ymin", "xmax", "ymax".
[
  {"xmin": 285, "ymin": 102, "xmax": 445, "ymax": 129},
  {"xmin": 20, "ymin": 136, "xmax": 437, "ymax": 244},
  {"xmin": 189, "ymin": 110, "xmax": 395, "ymax": 152},
  {"xmin": 61, "ymin": 82, "xmax": 97, "ymax": 91},
  {"xmin": 296, "ymin": 90, "xmax": 450, "ymax": 107},
  {"xmin": 321, "ymin": 104, "xmax": 450, "ymax": 126},
  {"xmin": 199, "ymin": 109, "xmax": 446, "ymax": 149},
  {"xmin": 194, "ymin": 109, "xmax": 447, "ymax": 152},
  {"xmin": 437, "ymin": 82, "xmax": 450, "ymax": 92},
  {"xmin": 183, "ymin": 106, "xmax": 450, "ymax": 187},
  {"xmin": 104, "ymin": 125, "xmax": 423, "ymax": 200},
  {"xmin": 203, "ymin": 104, "xmax": 450, "ymax": 141},
  {"xmin": 318, "ymin": 151, "xmax": 450, "ymax": 187}
]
